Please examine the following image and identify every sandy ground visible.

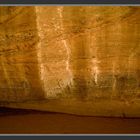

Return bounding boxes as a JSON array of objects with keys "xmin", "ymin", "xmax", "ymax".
[{"xmin": 0, "ymin": 107, "xmax": 140, "ymax": 134}]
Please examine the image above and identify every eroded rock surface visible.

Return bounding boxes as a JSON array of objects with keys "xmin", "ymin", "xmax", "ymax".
[
  {"xmin": 0, "ymin": 6, "xmax": 140, "ymax": 117},
  {"xmin": 0, "ymin": 7, "xmax": 44, "ymax": 101},
  {"xmin": 35, "ymin": 6, "xmax": 140, "ymax": 100}
]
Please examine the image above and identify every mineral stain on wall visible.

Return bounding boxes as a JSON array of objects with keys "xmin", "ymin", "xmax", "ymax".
[{"xmin": 0, "ymin": 6, "xmax": 140, "ymax": 117}]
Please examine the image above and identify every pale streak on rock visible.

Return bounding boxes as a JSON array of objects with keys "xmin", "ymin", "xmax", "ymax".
[
  {"xmin": 90, "ymin": 28, "xmax": 100, "ymax": 85},
  {"xmin": 111, "ymin": 11, "xmax": 123, "ymax": 97},
  {"xmin": 35, "ymin": 7, "xmax": 47, "ymax": 98},
  {"xmin": 92, "ymin": 59, "xmax": 100, "ymax": 85},
  {"xmin": 57, "ymin": 7, "xmax": 73, "ymax": 86}
]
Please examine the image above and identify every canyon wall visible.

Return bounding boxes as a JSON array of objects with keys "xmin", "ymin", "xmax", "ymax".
[
  {"xmin": 35, "ymin": 6, "xmax": 140, "ymax": 100},
  {"xmin": 0, "ymin": 6, "xmax": 140, "ymax": 117},
  {"xmin": 0, "ymin": 7, "xmax": 44, "ymax": 101}
]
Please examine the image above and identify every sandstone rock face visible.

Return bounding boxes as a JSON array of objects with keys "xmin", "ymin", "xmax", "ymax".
[
  {"xmin": 35, "ymin": 6, "xmax": 140, "ymax": 99},
  {"xmin": 0, "ymin": 7, "xmax": 44, "ymax": 101},
  {"xmin": 0, "ymin": 6, "xmax": 140, "ymax": 117}
]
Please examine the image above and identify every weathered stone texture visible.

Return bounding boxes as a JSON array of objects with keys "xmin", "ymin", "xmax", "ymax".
[
  {"xmin": 0, "ymin": 7, "xmax": 44, "ymax": 101},
  {"xmin": 35, "ymin": 6, "xmax": 140, "ymax": 100},
  {"xmin": 0, "ymin": 6, "xmax": 140, "ymax": 117}
]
